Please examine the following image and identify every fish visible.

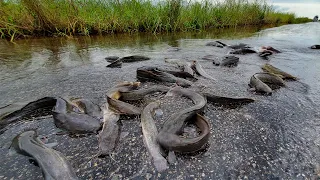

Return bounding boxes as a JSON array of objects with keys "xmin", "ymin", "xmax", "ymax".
[
  {"xmin": 261, "ymin": 64, "xmax": 298, "ymax": 80},
  {"xmin": 136, "ymin": 66, "xmax": 193, "ymax": 87},
  {"xmin": 52, "ymin": 98, "xmax": 101, "ymax": 133},
  {"xmin": 203, "ymin": 93, "xmax": 254, "ymax": 107},
  {"xmin": 141, "ymin": 101, "xmax": 168, "ymax": 172},
  {"xmin": 0, "ymin": 97, "xmax": 57, "ymax": 133},
  {"xmin": 157, "ymin": 87, "xmax": 210, "ymax": 153},
  {"xmin": 249, "ymin": 72, "xmax": 285, "ymax": 95},
  {"xmin": 119, "ymin": 55, "xmax": 150, "ymax": 62},
  {"xmin": 191, "ymin": 61, "xmax": 216, "ymax": 80},
  {"xmin": 11, "ymin": 130, "xmax": 78, "ymax": 180},
  {"xmin": 98, "ymin": 104, "xmax": 121, "ymax": 156}
]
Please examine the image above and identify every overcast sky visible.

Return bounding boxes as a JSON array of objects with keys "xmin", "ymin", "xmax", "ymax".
[{"xmin": 267, "ymin": 0, "xmax": 320, "ymax": 18}]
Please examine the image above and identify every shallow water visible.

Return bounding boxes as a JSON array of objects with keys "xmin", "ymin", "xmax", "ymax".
[{"xmin": 0, "ymin": 23, "xmax": 320, "ymax": 179}]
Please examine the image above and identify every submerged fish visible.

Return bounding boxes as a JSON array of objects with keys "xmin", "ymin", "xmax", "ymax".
[
  {"xmin": 11, "ymin": 130, "xmax": 78, "ymax": 180},
  {"xmin": 141, "ymin": 101, "xmax": 168, "ymax": 172},
  {"xmin": 120, "ymin": 55, "xmax": 150, "ymax": 62}
]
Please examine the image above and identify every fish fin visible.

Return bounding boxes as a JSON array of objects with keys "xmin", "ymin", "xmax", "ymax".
[{"xmin": 167, "ymin": 151, "xmax": 177, "ymax": 164}]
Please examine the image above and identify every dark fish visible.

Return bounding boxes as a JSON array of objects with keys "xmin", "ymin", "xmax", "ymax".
[
  {"xmin": 141, "ymin": 101, "xmax": 168, "ymax": 172},
  {"xmin": 205, "ymin": 41, "xmax": 225, "ymax": 48},
  {"xmin": 157, "ymin": 87, "xmax": 210, "ymax": 153},
  {"xmin": 106, "ymin": 58, "xmax": 122, "ymax": 68},
  {"xmin": 98, "ymin": 105, "xmax": 121, "ymax": 156},
  {"xmin": 229, "ymin": 48, "xmax": 257, "ymax": 54},
  {"xmin": 120, "ymin": 55, "xmax": 150, "ymax": 62},
  {"xmin": 261, "ymin": 64, "xmax": 298, "ymax": 80},
  {"xmin": 220, "ymin": 55, "xmax": 239, "ymax": 67},
  {"xmin": 136, "ymin": 66, "xmax": 193, "ymax": 87},
  {"xmin": 11, "ymin": 130, "xmax": 78, "ymax": 180},
  {"xmin": 203, "ymin": 93, "xmax": 254, "ymax": 107},
  {"xmin": 249, "ymin": 72, "xmax": 285, "ymax": 95},
  {"xmin": 52, "ymin": 98, "xmax": 101, "ymax": 133},
  {"xmin": 120, "ymin": 85, "xmax": 170, "ymax": 101},
  {"xmin": 105, "ymin": 56, "xmax": 120, "ymax": 62},
  {"xmin": 310, "ymin": 45, "xmax": 320, "ymax": 49},
  {"xmin": 191, "ymin": 61, "xmax": 216, "ymax": 80},
  {"xmin": 0, "ymin": 97, "xmax": 56, "ymax": 132}
]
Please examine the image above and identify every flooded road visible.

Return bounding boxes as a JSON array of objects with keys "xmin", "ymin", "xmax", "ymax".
[{"xmin": 0, "ymin": 23, "xmax": 320, "ymax": 179}]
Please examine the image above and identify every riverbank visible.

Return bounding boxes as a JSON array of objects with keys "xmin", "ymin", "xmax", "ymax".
[{"xmin": 0, "ymin": 0, "xmax": 312, "ymax": 41}]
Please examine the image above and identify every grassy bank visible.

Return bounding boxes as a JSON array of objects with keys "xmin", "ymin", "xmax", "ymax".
[{"xmin": 0, "ymin": 0, "xmax": 311, "ymax": 41}]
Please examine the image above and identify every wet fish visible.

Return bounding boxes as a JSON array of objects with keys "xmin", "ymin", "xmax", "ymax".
[
  {"xmin": 191, "ymin": 61, "xmax": 216, "ymax": 80},
  {"xmin": 97, "ymin": 82, "xmax": 142, "ymax": 155},
  {"xmin": 107, "ymin": 97, "xmax": 141, "ymax": 115},
  {"xmin": 105, "ymin": 56, "xmax": 120, "ymax": 62},
  {"xmin": 98, "ymin": 104, "xmax": 121, "ymax": 156},
  {"xmin": 52, "ymin": 98, "xmax": 101, "ymax": 133},
  {"xmin": 261, "ymin": 64, "xmax": 297, "ymax": 80},
  {"xmin": 157, "ymin": 87, "xmax": 210, "ymax": 153},
  {"xmin": 137, "ymin": 66, "xmax": 193, "ymax": 87},
  {"xmin": 106, "ymin": 58, "xmax": 122, "ymax": 68},
  {"xmin": 249, "ymin": 72, "xmax": 285, "ymax": 95},
  {"xmin": 120, "ymin": 85, "xmax": 170, "ymax": 101},
  {"xmin": 0, "ymin": 97, "xmax": 57, "ymax": 132},
  {"xmin": 229, "ymin": 48, "xmax": 257, "ymax": 54},
  {"xmin": 119, "ymin": 55, "xmax": 150, "ymax": 62},
  {"xmin": 205, "ymin": 41, "xmax": 225, "ymax": 48},
  {"xmin": 203, "ymin": 93, "xmax": 254, "ymax": 107},
  {"xmin": 220, "ymin": 55, "xmax": 239, "ymax": 67},
  {"xmin": 310, "ymin": 45, "xmax": 320, "ymax": 49},
  {"xmin": 11, "ymin": 130, "xmax": 78, "ymax": 180},
  {"xmin": 141, "ymin": 101, "xmax": 168, "ymax": 172},
  {"xmin": 106, "ymin": 82, "xmax": 142, "ymax": 115}
]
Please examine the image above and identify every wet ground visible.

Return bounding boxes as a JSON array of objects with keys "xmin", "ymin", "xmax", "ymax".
[{"xmin": 0, "ymin": 23, "xmax": 320, "ymax": 179}]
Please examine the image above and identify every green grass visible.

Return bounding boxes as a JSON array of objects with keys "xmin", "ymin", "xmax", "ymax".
[{"xmin": 0, "ymin": 0, "xmax": 312, "ymax": 41}]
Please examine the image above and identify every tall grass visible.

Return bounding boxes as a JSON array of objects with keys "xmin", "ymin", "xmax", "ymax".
[{"xmin": 0, "ymin": 0, "xmax": 311, "ymax": 41}]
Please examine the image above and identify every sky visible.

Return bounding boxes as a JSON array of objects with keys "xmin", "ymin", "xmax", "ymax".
[{"xmin": 268, "ymin": 0, "xmax": 320, "ymax": 18}]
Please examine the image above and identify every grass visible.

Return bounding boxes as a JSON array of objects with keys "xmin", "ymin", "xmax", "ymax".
[{"xmin": 0, "ymin": 0, "xmax": 312, "ymax": 41}]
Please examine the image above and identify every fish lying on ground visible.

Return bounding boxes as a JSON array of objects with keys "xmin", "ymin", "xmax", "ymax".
[
  {"xmin": 120, "ymin": 85, "xmax": 171, "ymax": 101},
  {"xmin": 229, "ymin": 48, "xmax": 257, "ymax": 55},
  {"xmin": 191, "ymin": 61, "xmax": 216, "ymax": 80},
  {"xmin": 141, "ymin": 101, "xmax": 168, "ymax": 172},
  {"xmin": 157, "ymin": 86, "xmax": 210, "ymax": 153},
  {"xmin": 105, "ymin": 56, "xmax": 120, "ymax": 62},
  {"xmin": 11, "ymin": 130, "xmax": 78, "ymax": 180},
  {"xmin": 0, "ymin": 97, "xmax": 57, "ymax": 133},
  {"xmin": 205, "ymin": 41, "xmax": 250, "ymax": 49},
  {"xmin": 249, "ymin": 72, "xmax": 285, "ymax": 95},
  {"xmin": 120, "ymin": 55, "xmax": 150, "ymax": 62},
  {"xmin": 137, "ymin": 66, "xmax": 193, "ymax": 87},
  {"xmin": 98, "ymin": 104, "xmax": 121, "ymax": 156},
  {"xmin": 261, "ymin": 64, "xmax": 297, "ymax": 80},
  {"xmin": 52, "ymin": 98, "xmax": 102, "ymax": 133},
  {"xmin": 106, "ymin": 58, "xmax": 122, "ymax": 68},
  {"xmin": 164, "ymin": 58, "xmax": 195, "ymax": 77},
  {"xmin": 98, "ymin": 82, "xmax": 142, "ymax": 156},
  {"xmin": 203, "ymin": 93, "xmax": 254, "ymax": 107}
]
